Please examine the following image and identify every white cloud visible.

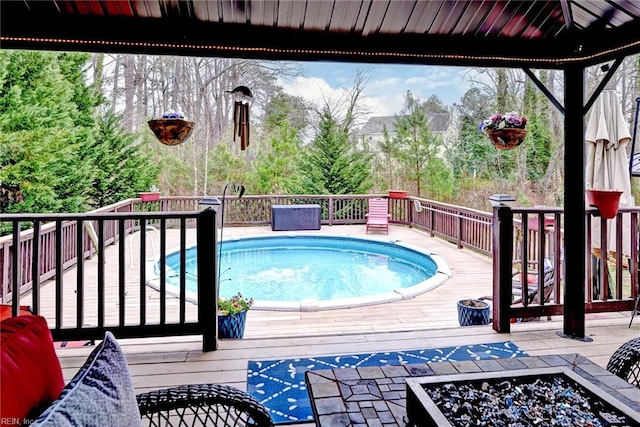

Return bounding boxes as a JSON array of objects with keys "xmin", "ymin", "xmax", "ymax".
[
  {"xmin": 279, "ymin": 76, "xmax": 355, "ymax": 110},
  {"xmin": 361, "ymin": 93, "xmax": 405, "ymax": 118},
  {"xmin": 279, "ymin": 63, "xmax": 474, "ymax": 123}
]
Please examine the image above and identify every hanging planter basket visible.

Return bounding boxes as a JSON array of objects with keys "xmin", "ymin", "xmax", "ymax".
[
  {"xmin": 147, "ymin": 118, "xmax": 195, "ymax": 146},
  {"xmin": 485, "ymin": 128, "xmax": 528, "ymax": 150}
]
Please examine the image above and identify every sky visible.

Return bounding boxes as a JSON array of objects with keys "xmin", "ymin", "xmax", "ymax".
[{"xmin": 278, "ymin": 61, "xmax": 475, "ymax": 123}]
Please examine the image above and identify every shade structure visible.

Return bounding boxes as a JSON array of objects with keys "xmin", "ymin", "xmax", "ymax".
[{"xmin": 585, "ymin": 89, "xmax": 634, "ymax": 256}]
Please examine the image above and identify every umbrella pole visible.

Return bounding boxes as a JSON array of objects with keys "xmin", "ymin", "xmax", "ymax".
[{"xmin": 629, "ymin": 96, "xmax": 640, "ymax": 177}]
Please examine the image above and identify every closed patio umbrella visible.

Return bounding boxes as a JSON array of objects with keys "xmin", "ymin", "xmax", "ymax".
[{"xmin": 585, "ymin": 87, "xmax": 634, "ymax": 297}]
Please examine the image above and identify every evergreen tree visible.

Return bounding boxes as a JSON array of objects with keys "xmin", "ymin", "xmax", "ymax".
[
  {"xmin": 263, "ymin": 92, "xmax": 309, "ymax": 135},
  {"xmin": 206, "ymin": 143, "xmax": 247, "ymax": 194},
  {"xmin": 376, "ymin": 125, "xmax": 397, "ymax": 191},
  {"xmin": 0, "ymin": 50, "xmax": 96, "ymax": 213},
  {"xmin": 86, "ymin": 110, "xmax": 159, "ymax": 208},
  {"xmin": 298, "ymin": 108, "xmax": 372, "ymax": 195},
  {"xmin": 451, "ymin": 87, "xmax": 521, "ymax": 182},
  {"xmin": 249, "ymin": 120, "xmax": 303, "ymax": 194},
  {"xmin": 521, "ymin": 70, "xmax": 553, "ymax": 184},
  {"xmin": 392, "ymin": 92, "xmax": 454, "ymax": 199}
]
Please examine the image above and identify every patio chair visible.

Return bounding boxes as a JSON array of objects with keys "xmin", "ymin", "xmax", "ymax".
[
  {"xmin": 478, "ymin": 257, "xmax": 556, "ymax": 323},
  {"xmin": 1, "ymin": 314, "xmax": 274, "ymax": 427},
  {"xmin": 478, "ymin": 258, "xmax": 555, "ymax": 307},
  {"xmin": 606, "ymin": 337, "xmax": 640, "ymax": 388},
  {"xmin": 365, "ymin": 197, "xmax": 390, "ymax": 234},
  {"xmin": 137, "ymin": 384, "xmax": 274, "ymax": 426},
  {"xmin": 511, "ymin": 257, "xmax": 555, "ymax": 306}
]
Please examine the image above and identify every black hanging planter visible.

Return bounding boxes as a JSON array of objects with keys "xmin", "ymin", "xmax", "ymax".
[{"xmin": 147, "ymin": 118, "xmax": 195, "ymax": 146}]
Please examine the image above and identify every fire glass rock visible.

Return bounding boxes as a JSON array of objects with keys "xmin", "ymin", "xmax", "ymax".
[{"xmin": 425, "ymin": 375, "xmax": 635, "ymax": 427}]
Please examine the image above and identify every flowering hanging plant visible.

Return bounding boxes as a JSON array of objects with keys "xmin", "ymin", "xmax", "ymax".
[
  {"xmin": 161, "ymin": 109, "xmax": 185, "ymax": 119},
  {"xmin": 218, "ymin": 292, "xmax": 254, "ymax": 315},
  {"xmin": 479, "ymin": 111, "xmax": 527, "ymax": 133}
]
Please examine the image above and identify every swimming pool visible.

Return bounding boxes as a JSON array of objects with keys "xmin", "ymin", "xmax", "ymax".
[{"xmin": 152, "ymin": 234, "xmax": 452, "ymax": 311}]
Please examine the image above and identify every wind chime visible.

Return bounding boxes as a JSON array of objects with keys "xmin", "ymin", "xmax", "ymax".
[{"xmin": 228, "ymin": 86, "xmax": 252, "ymax": 150}]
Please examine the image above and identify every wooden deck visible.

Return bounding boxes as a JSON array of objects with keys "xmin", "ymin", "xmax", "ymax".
[{"xmin": 44, "ymin": 224, "xmax": 640, "ymax": 415}]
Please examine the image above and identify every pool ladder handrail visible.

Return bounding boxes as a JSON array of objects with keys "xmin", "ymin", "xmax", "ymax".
[{"xmin": 128, "ymin": 225, "xmax": 160, "ymax": 268}]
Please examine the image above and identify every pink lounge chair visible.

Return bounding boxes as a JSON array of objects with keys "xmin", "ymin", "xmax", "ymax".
[{"xmin": 366, "ymin": 198, "xmax": 391, "ymax": 234}]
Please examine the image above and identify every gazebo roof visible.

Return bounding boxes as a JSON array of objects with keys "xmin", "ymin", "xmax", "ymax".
[
  {"xmin": 2, "ymin": 0, "xmax": 640, "ymax": 68},
  {"xmin": 2, "ymin": 0, "xmax": 640, "ymax": 341}
]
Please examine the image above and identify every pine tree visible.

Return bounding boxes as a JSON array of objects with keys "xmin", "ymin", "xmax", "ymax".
[
  {"xmin": 0, "ymin": 50, "xmax": 95, "ymax": 213},
  {"xmin": 86, "ymin": 110, "xmax": 159, "ymax": 208},
  {"xmin": 298, "ymin": 109, "xmax": 372, "ymax": 195},
  {"xmin": 392, "ymin": 92, "xmax": 454, "ymax": 199},
  {"xmin": 250, "ymin": 120, "xmax": 303, "ymax": 194}
]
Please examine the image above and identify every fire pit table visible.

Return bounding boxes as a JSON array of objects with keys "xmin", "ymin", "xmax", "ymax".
[
  {"xmin": 406, "ymin": 367, "xmax": 640, "ymax": 426},
  {"xmin": 305, "ymin": 353, "xmax": 640, "ymax": 427}
]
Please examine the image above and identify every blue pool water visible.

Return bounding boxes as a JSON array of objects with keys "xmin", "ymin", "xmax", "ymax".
[{"xmin": 159, "ymin": 235, "xmax": 450, "ymax": 310}]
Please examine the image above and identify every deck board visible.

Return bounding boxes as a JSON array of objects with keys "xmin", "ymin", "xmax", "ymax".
[{"xmin": 38, "ymin": 224, "xmax": 639, "ymax": 407}]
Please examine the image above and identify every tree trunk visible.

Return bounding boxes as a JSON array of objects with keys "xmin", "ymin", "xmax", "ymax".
[{"xmin": 123, "ymin": 55, "xmax": 135, "ymax": 132}]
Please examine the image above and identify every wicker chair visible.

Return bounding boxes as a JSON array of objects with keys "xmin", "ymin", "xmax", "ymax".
[
  {"xmin": 606, "ymin": 337, "xmax": 640, "ymax": 388},
  {"xmin": 511, "ymin": 258, "xmax": 555, "ymax": 306},
  {"xmin": 137, "ymin": 384, "xmax": 274, "ymax": 427}
]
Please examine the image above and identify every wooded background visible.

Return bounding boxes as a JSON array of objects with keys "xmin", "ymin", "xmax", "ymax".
[{"xmin": 1, "ymin": 50, "xmax": 639, "ymax": 216}]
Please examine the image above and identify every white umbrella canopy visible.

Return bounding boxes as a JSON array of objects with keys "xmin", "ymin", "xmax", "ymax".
[{"xmin": 585, "ymin": 88, "xmax": 634, "ymax": 256}]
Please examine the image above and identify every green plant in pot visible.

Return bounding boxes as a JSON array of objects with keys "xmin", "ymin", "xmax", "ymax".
[{"xmin": 218, "ymin": 292, "xmax": 254, "ymax": 338}]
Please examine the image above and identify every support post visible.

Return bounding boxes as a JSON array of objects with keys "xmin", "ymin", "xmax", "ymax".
[
  {"xmin": 197, "ymin": 208, "xmax": 218, "ymax": 351},
  {"xmin": 560, "ymin": 64, "xmax": 590, "ymax": 341},
  {"xmin": 490, "ymin": 195, "xmax": 514, "ymax": 333}
]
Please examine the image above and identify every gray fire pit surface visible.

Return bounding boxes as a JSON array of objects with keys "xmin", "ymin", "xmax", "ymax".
[{"xmin": 306, "ymin": 353, "xmax": 640, "ymax": 427}]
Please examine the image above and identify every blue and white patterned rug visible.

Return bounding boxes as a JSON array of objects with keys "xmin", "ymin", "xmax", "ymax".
[{"xmin": 247, "ymin": 341, "xmax": 527, "ymax": 424}]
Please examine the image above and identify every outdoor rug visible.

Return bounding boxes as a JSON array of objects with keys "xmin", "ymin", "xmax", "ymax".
[{"xmin": 247, "ymin": 341, "xmax": 527, "ymax": 424}]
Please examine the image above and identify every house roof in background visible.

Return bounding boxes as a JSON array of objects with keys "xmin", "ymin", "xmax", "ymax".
[
  {"xmin": 359, "ymin": 117, "xmax": 400, "ymax": 136},
  {"xmin": 2, "ymin": 1, "xmax": 640, "ymax": 68}
]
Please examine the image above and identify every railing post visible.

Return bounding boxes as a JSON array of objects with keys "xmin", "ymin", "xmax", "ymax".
[
  {"xmin": 490, "ymin": 195, "xmax": 515, "ymax": 333},
  {"xmin": 197, "ymin": 208, "xmax": 218, "ymax": 351},
  {"xmin": 429, "ymin": 207, "xmax": 435, "ymax": 237},
  {"xmin": 328, "ymin": 196, "xmax": 334, "ymax": 225},
  {"xmin": 457, "ymin": 208, "xmax": 463, "ymax": 249}
]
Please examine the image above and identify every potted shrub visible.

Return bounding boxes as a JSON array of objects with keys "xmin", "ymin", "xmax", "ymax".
[
  {"xmin": 479, "ymin": 111, "xmax": 528, "ymax": 150},
  {"xmin": 217, "ymin": 292, "xmax": 254, "ymax": 338},
  {"xmin": 457, "ymin": 298, "xmax": 490, "ymax": 326}
]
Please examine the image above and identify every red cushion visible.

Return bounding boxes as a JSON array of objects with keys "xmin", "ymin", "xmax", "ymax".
[
  {"xmin": 0, "ymin": 305, "xmax": 33, "ymax": 322},
  {"xmin": 1, "ymin": 315, "xmax": 64, "ymax": 424}
]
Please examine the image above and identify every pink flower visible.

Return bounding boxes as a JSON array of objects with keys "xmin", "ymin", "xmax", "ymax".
[{"xmin": 480, "ymin": 111, "xmax": 527, "ymax": 133}]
